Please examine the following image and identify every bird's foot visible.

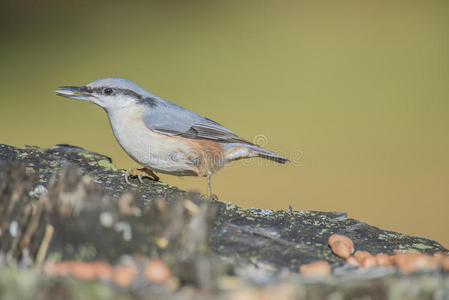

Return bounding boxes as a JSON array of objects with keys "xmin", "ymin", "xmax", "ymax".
[
  {"xmin": 207, "ymin": 194, "xmax": 218, "ymax": 201},
  {"xmin": 125, "ymin": 168, "xmax": 160, "ymax": 184}
]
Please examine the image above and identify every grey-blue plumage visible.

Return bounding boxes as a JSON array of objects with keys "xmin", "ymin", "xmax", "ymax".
[
  {"xmin": 140, "ymin": 92, "xmax": 288, "ymax": 164},
  {"xmin": 90, "ymin": 78, "xmax": 288, "ymax": 164}
]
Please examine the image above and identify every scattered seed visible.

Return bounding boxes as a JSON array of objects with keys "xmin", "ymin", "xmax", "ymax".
[
  {"xmin": 393, "ymin": 253, "xmax": 439, "ymax": 273},
  {"xmin": 144, "ymin": 259, "xmax": 171, "ymax": 283},
  {"xmin": 354, "ymin": 250, "xmax": 371, "ymax": 263},
  {"xmin": 330, "ymin": 240, "xmax": 352, "ymax": 258},
  {"xmin": 299, "ymin": 260, "xmax": 331, "ymax": 277},
  {"xmin": 441, "ymin": 256, "xmax": 449, "ymax": 271},
  {"xmin": 328, "ymin": 234, "xmax": 354, "ymax": 259},
  {"xmin": 113, "ymin": 263, "xmax": 138, "ymax": 287},
  {"xmin": 375, "ymin": 253, "xmax": 392, "ymax": 267},
  {"xmin": 361, "ymin": 255, "xmax": 377, "ymax": 268},
  {"xmin": 346, "ymin": 256, "xmax": 360, "ymax": 267}
]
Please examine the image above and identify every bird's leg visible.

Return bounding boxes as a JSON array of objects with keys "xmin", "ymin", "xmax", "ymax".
[
  {"xmin": 207, "ymin": 175, "xmax": 218, "ymax": 200},
  {"xmin": 125, "ymin": 168, "xmax": 159, "ymax": 184},
  {"xmin": 207, "ymin": 175, "xmax": 212, "ymax": 196}
]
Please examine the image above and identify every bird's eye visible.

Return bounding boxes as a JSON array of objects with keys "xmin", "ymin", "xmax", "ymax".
[{"xmin": 103, "ymin": 88, "xmax": 114, "ymax": 95}]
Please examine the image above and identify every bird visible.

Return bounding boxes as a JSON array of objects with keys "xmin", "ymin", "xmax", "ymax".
[{"xmin": 56, "ymin": 78, "xmax": 288, "ymax": 196}]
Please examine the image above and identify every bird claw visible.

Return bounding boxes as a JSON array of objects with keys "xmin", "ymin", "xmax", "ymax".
[
  {"xmin": 208, "ymin": 194, "xmax": 218, "ymax": 201},
  {"xmin": 125, "ymin": 168, "xmax": 159, "ymax": 184}
]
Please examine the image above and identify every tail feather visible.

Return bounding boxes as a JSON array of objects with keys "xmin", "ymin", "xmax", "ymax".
[{"xmin": 249, "ymin": 145, "xmax": 289, "ymax": 164}]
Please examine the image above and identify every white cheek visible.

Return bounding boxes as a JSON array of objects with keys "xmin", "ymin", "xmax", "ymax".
[
  {"xmin": 88, "ymin": 96, "xmax": 105, "ymax": 108},
  {"xmin": 104, "ymin": 97, "xmax": 136, "ymax": 111}
]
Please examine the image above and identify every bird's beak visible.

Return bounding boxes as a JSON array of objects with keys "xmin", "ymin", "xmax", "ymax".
[{"xmin": 55, "ymin": 86, "xmax": 91, "ymax": 101}]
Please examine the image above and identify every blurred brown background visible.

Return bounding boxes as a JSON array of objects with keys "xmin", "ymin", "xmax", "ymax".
[{"xmin": 1, "ymin": 1, "xmax": 448, "ymax": 247}]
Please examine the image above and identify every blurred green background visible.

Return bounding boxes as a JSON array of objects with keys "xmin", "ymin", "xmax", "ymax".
[{"xmin": 1, "ymin": 1, "xmax": 448, "ymax": 247}]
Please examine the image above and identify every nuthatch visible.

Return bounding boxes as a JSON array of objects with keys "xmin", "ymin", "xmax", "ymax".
[{"xmin": 56, "ymin": 78, "xmax": 288, "ymax": 196}]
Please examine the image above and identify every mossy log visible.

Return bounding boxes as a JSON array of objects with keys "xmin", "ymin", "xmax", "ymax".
[{"xmin": 0, "ymin": 143, "xmax": 448, "ymax": 299}]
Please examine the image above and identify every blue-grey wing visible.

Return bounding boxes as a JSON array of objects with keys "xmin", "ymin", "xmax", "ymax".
[{"xmin": 142, "ymin": 101, "xmax": 253, "ymax": 144}]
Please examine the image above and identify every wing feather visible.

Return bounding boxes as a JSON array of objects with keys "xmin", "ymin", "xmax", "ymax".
[{"xmin": 142, "ymin": 101, "xmax": 253, "ymax": 144}]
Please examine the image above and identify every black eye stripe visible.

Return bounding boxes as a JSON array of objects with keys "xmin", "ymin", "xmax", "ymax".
[{"xmin": 84, "ymin": 86, "xmax": 157, "ymax": 107}]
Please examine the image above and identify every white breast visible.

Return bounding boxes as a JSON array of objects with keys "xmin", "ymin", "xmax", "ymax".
[{"xmin": 106, "ymin": 105, "xmax": 198, "ymax": 176}]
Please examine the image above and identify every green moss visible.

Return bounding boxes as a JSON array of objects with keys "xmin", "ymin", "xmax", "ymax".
[
  {"xmin": 25, "ymin": 167, "xmax": 35, "ymax": 174},
  {"xmin": 225, "ymin": 202, "xmax": 237, "ymax": 210},
  {"xmin": 78, "ymin": 152, "xmax": 95, "ymax": 159},
  {"xmin": 75, "ymin": 244, "xmax": 98, "ymax": 261},
  {"xmin": 412, "ymin": 243, "xmax": 433, "ymax": 250},
  {"xmin": 49, "ymin": 161, "xmax": 59, "ymax": 167},
  {"xmin": 23, "ymin": 145, "xmax": 44, "ymax": 153},
  {"xmin": 388, "ymin": 233, "xmax": 404, "ymax": 238},
  {"xmin": 97, "ymin": 159, "xmax": 117, "ymax": 170},
  {"xmin": 406, "ymin": 249, "xmax": 420, "ymax": 253}
]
